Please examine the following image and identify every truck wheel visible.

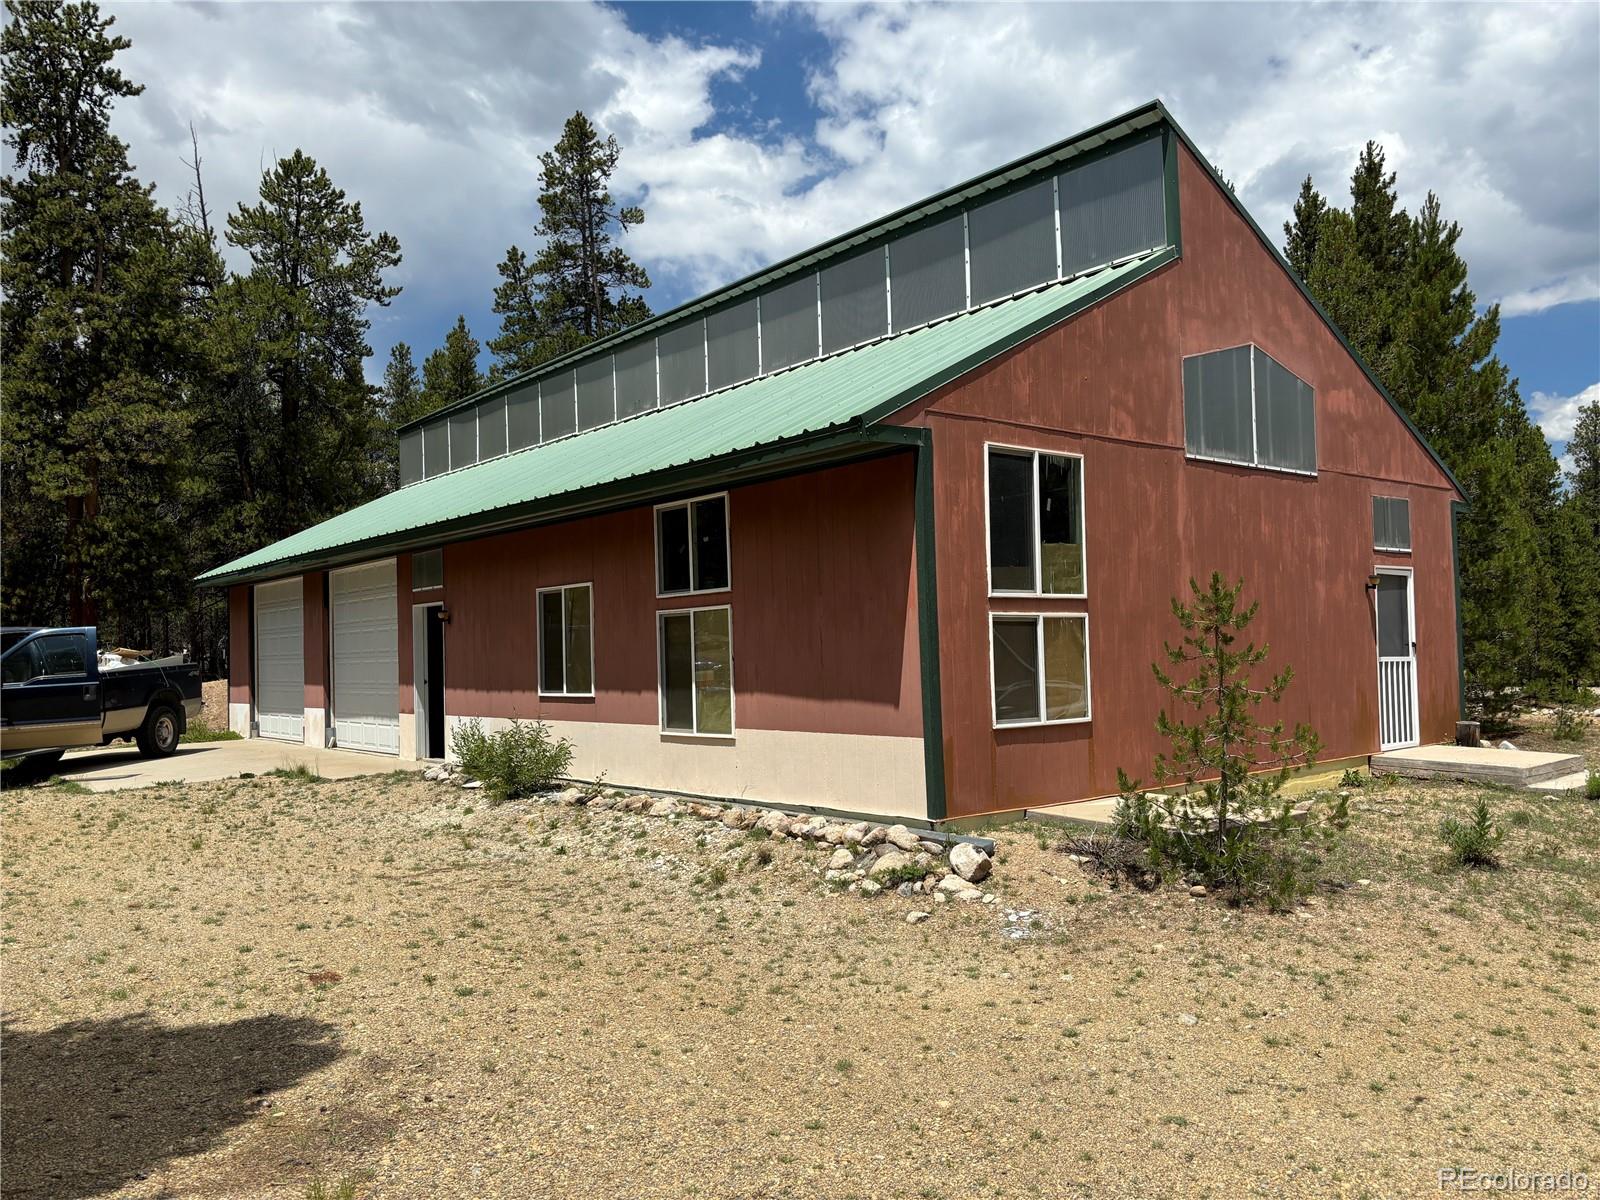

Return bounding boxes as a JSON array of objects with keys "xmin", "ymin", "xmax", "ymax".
[{"xmin": 137, "ymin": 704, "xmax": 181, "ymax": 758}]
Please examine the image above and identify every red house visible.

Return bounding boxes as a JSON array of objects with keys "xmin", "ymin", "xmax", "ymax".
[{"xmin": 200, "ymin": 102, "xmax": 1465, "ymax": 825}]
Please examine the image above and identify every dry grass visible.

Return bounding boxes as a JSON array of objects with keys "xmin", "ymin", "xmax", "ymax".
[{"xmin": 2, "ymin": 750, "xmax": 1597, "ymax": 1198}]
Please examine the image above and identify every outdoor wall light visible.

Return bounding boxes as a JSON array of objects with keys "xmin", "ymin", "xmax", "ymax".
[
  {"xmin": 438, "ymin": 608, "xmax": 452, "ymax": 623},
  {"xmin": 1365, "ymin": 573, "xmax": 1381, "ymax": 591}
]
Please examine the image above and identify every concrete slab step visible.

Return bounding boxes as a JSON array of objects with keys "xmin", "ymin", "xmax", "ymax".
[
  {"xmin": 1525, "ymin": 771, "xmax": 1594, "ymax": 793},
  {"xmin": 1370, "ymin": 744, "xmax": 1585, "ymax": 788}
]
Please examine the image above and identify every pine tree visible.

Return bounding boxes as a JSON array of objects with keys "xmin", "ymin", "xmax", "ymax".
[
  {"xmin": 421, "ymin": 315, "xmax": 484, "ymax": 412},
  {"xmin": 220, "ymin": 150, "xmax": 402, "ymax": 542},
  {"xmin": 488, "ymin": 111, "xmax": 652, "ymax": 374},
  {"xmin": 1568, "ymin": 401, "xmax": 1600, "ymax": 504},
  {"xmin": 1281, "ymin": 149, "xmax": 1586, "ymax": 709},
  {"xmin": 380, "ymin": 342, "xmax": 426, "ymax": 427},
  {"xmin": 1281, "ymin": 176, "xmax": 1327, "ymax": 280},
  {"xmin": 0, "ymin": 0, "xmax": 212, "ymax": 639}
]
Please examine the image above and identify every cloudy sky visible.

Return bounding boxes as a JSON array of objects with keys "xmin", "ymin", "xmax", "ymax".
[{"xmin": 107, "ymin": 1, "xmax": 1598, "ymax": 466}]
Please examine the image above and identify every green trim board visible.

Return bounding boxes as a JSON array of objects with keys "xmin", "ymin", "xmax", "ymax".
[{"xmin": 199, "ymin": 251, "xmax": 1169, "ymax": 587}]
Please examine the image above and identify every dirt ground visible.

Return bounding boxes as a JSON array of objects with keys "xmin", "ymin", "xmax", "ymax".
[{"xmin": 2, "ymin": 732, "xmax": 1597, "ymax": 1199}]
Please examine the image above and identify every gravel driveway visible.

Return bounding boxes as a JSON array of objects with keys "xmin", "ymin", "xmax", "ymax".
[{"xmin": 2, "ymin": 764, "xmax": 1596, "ymax": 1198}]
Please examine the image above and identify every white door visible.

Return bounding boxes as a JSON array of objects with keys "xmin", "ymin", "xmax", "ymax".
[
  {"xmin": 331, "ymin": 560, "xmax": 399, "ymax": 753},
  {"xmin": 1375, "ymin": 569, "xmax": 1419, "ymax": 751},
  {"xmin": 254, "ymin": 578, "xmax": 304, "ymax": 742}
]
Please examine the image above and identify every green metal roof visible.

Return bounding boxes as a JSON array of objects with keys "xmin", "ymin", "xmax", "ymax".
[{"xmin": 198, "ymin": 249, "xmax": 1170, "ymax": 586}]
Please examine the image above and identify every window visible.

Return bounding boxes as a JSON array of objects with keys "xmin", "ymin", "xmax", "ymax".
[
  {"xmin": 991, "ymin": 614, "xmax": 1090, "ymax": 726},
  {"xmin": 1058, "ymin": 136, "xmax": 1166, "ymax": 276},
  {"xmin": 478, "ymin": 396, "xmax": 507, "ymax": 459},
  {"xmin": 507, "ymin": 385, "xmax": 539, "ymax": 450},
  {"xmin": 538, "ymin": 584, "xmax": 593, "ymax": 697},
  {"xmin": 34, "ymin": 633, "xmax": 88, "ymax": 678},
  {"xmin": 820, "ymin": 247, "xmax": 887, "ymax": 354},
  {"xmin": 412, "ymin": 549, "xmax": 443, "ymax": 591},
  {"xmin": 448, "ymin": 407, "xmax": 477, "ymax": 471},
  {"xmin": 1373, "ymin": 496, "xmax": 1411, "ymax": 552},
  {"xmin": 656, "ymin": 493, "xmax": 729, "ymax": 596},
  {"xmin": 1183, "ymin": 345, "xmax": 1317, "ymax": 474},
  {"xmin": 540, "ymin": 373, "xmax": 577, "ymax": 442},
  {"xmin": 422, "ymin": 418, "xmax": 448, "ymax": 479},
  {"xmin": 575, "ymin": 355, "xmax": 614, "ymax": 431},
  {"xmin": 399, "ymin": 428, "xmax": 423, "ymax": 486},
  {"xmin": 987, "ymin": 446, "xmax": 1085, "ymax": 596},
  {"xmin": 888, "ymin": 215, "xmax": 966, "ymax": 332},
  {"xmin": 657, "ymin": 320, "xmax": 706, "ymax": 406},
  {"xmin": 613, "ymin": 338, "xmax": 657, "ymax": 420},
  {"xmin": 968, "ymin": 179, "xmax": 1056, "ymax": 305},
  {"xmin": 2, "ymin": 641, "xmax": 40, "ymax": 684},
  {"xmin": 706, "ymin": 299, "xmax": 759, "ymax": 391},
  {"xmin": 659, "ymin": 605, "xmax": 733, "ymax": 735}
]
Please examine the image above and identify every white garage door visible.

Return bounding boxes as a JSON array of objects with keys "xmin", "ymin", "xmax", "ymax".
[
  {"xmin": 331, "ymin": 560, "xmax": 399, "ymax": 754},
  {"xmin": 254, "ymin": 578, "xmax": 304, "ymax": 742}
]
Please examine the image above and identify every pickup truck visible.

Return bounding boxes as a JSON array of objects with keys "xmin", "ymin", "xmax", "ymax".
[{"xmin": 1, "ymin": 626, "xmax": 203, "ymax": 768}]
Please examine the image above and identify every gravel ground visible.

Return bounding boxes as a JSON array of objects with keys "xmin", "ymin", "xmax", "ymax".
[
  {"xmin": 198, "ymin": 680, "xmax": 229, "ymax": 734},
  {"xmin": 3, "ymin": 743, "xmax": 1597, "ymax": 1199}
]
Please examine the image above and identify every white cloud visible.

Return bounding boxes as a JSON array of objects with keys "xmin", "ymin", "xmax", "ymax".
[
  {"xmin": 102, "ymin": 0, "xmax": 1599, "ymax": 366},
  {"xmin": 1528, "ymin": 382, "xmax": 1599, "ymax": 444}
]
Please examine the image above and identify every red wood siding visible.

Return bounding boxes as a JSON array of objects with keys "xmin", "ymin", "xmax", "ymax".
[
  {"xmin": 302, "ymin": 573, "xmax": 327, "ymax": 711},
  {"xmin": 434, "ymin": 454, "xmax": 922, "ymax": 738},
  {"xmin": 887, "ymin": 143, "xmax": 1461, "ymax": 817},
  {"xmin": 228, "ymin": 584, "xmax": 251, "ymax": 705}
]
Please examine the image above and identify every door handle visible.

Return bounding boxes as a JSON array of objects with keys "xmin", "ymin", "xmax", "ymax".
[{"xmin": 83, "ymin": 686, "xmax": 96, "ymax": 701}]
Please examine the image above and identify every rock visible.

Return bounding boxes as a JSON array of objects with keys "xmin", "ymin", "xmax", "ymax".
[
  {"xmin": 844, "ymin": 822, "xmax": 870, "ymax": 844},
  {"xmin": 423, "ymin": 766, "xmax": 443, "ymax": 782},
  {"xmin": 895, "ymin": 882, "xmax": 915, "ymax": 897},
  {"xmin": 797, "ymin": 816, "xmax": 830, "ymax": 840},
  {"xmin": 1498, "ymin": 740, "xmax": 1518, "ymax": 751},
  {"xmin": 755, "ymin": 811, "xmax": 790, "ymax": 836},
  {"xmin": 1178, "ymin": 1012, "xmax": 1198, "ymax": 1026},
  {"xmin": 913, "ymin": 852, "xmax": 935, "ymax": 873},
  {"xmin": 933, "ymin": 892, "xmax": 947, "ymax": 905},
  {"xmin": 860, "ymin": 826, "xmax": 888, "ymax": 848},
  {"xmin": 720, "ymin": 808, "xmax": 745, "ymax": 829},
  {"xmin": 935, "ymin": 874, "xmax": 982, "ymax": 901},
  {"xmin": 689, "ymin": 802, "xmax": 722, "ymax": 820},
  {"xmin": 554, "ymin": 786, "xmax": 585, "ymax": 805},
  {"xmin": 981, "ymin": 893, "xmax": 997, "ymax": 905},
  {"xmin": 1477, "ymin": 739, "xmax": 1493, "ymax": 749},
  {"xmin": 859, "ymin": 879, "xmax": 883, "ymax": 897},
  {"xmin": 822, "ymin": 824, "xmax": 852, "ymax": 845},
  {"xmin": 824, "ymin": 869, "xmax": 849, "ymax": 883},
  {"xmin": 827, "ymin": 848, "xmax": 855, "ymax": 872},
  {"xmin": 885, "ymin": 825, "xmax": 921, "ymax": 852},
  {"xmin": 1356, "ymin": 878, "xmax": 1371, "ymax": 887},
  {"xmin": 648, "ymin": 799, "xmax": 679, "ymax": 818},
  {"xmin": 461, "ymin": 779, "xmax": 483, "ymax": 790},
  {"xmin": 588, "ymin": 795, "xmax": 616, "ymax": 810},
  {"xmin": 949, "ymin": 843, "xmax": 993, "ymax": 883},
  {"xmin": 906, "ymin": 911, "xmax": 931, "ymax": 925},
  {"xmin": 1189, "ymin": 884, "xmax": 1208, "ymax": 897},
  {"xmin": 918, "ymin": 840, "xmax": 944, "ymax": 856},
  {"xmin": 868, "ymin": 850, "xmax": 914, "ymax": 880}
]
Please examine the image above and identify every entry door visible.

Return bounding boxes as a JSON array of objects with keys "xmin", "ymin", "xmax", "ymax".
[
  {"xmin": 1375, "ymin": 570, "xmax": 1419, "ymax": 751},
  {"xmin": 411, "ymin": 603, "xmax": 446, "ymax": 760},
  {"xmin": 332, "ymin": 560, "xmax": 399, "ymax": 753},
  {"xmin": 254, "ymin": 578, "xmax": 305, "ymax": 742}
]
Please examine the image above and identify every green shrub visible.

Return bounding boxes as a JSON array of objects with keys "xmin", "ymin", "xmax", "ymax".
[
  {"xmin": 1339, "ymin": 768, "xmax": 1366, "ymax": 788},
  {"xmin": 1550, "ymin": 707, "xmax": 1592, "ymax": 743},
  {"xmin": 450, "ymin": 719, "xmax": 573, "ymax": 803},
  {"xmin": 1111, "ymin": 574, "xmax": 1339, "ymax": 911},
  {"xmin": 180, "ymin": 717, "xmax": 242, "ymax": 743},
  {"xmin": 1586, "ymin": 770, "xmax": 1600, "ymax": 802},
  {"xmin": 1440, "ymin": 798, "xmax": 1503, "ymax": 868}
]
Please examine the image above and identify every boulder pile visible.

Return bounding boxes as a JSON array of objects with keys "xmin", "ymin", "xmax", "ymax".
[{"xmin": 424, "ymin": 766, "xmax": 998, "ymax": 905}]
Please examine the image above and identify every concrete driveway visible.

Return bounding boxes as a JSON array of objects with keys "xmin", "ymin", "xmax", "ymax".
[{"xmin": 32, "ymin": 739, "xmax": 421, "ymax": 793}]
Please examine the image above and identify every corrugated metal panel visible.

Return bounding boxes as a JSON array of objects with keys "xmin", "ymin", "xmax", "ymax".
[{"xmin": 200, "ymin": 252, "xmax": 1159, "ymax": 583}]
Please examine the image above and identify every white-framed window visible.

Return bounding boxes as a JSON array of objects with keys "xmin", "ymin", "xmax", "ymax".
[
  {"xmin": 1373, "ymin": 495, "xmax": 1412, "ymax": 552},
  {"xmin": 411, "ymin": 549, "xmax": 443, "ymax": 591},
  {"xmin": 657, "ymin": 604, "xmax": 733, "ymax": 737},
  {"xmin": 655, "ymin": 492, "xmax": 730, "ymax": 597},
  {"xmin": 1182, "ymin": 343, "xmax": 1316, "ymax": 475},
  {"xmin": 990, "ymin": 613, "xmax": 1091, "ymax": 728},
  {"xmin": 986, "ymin": 444, "xmax": 1086, "ymax": 598},
  {"xmin": 537, "ymin": 583, "xmax": 594, "ymax": 697}
]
